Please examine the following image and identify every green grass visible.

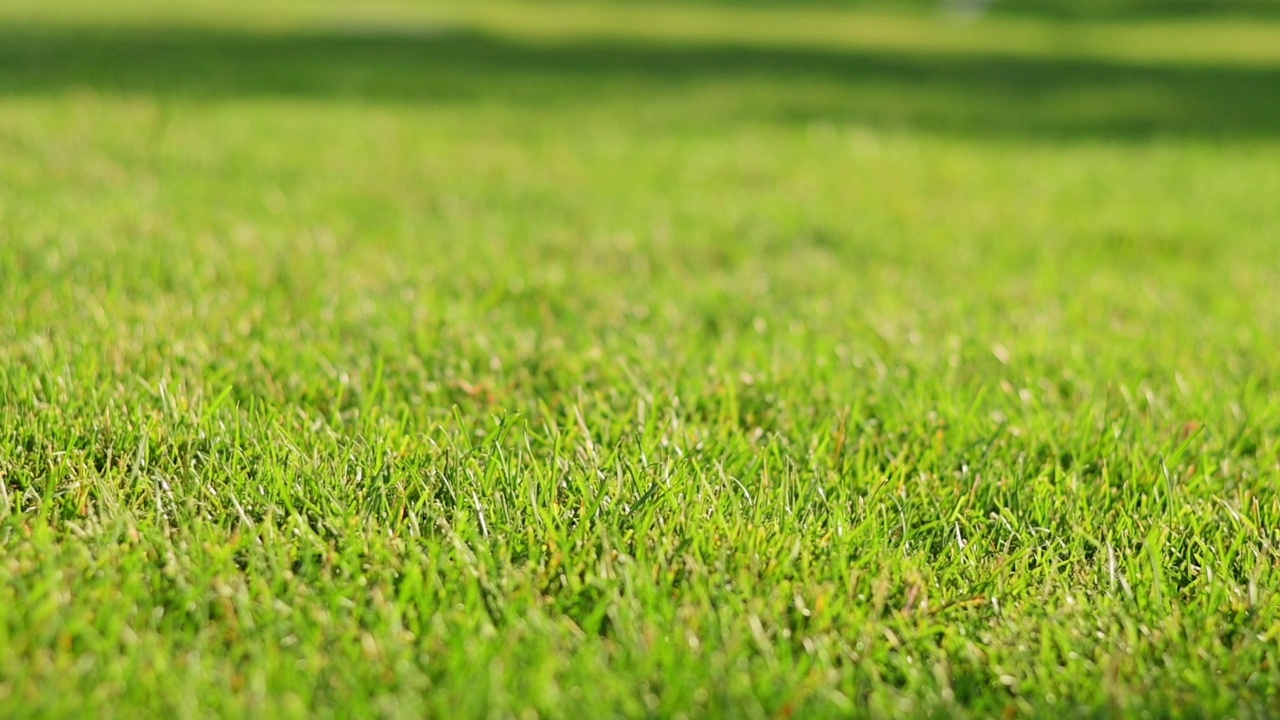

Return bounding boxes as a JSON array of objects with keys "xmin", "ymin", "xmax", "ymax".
[{"xmin": 3, "ymin": 1, "xmax": 1280, "ymax": 717}]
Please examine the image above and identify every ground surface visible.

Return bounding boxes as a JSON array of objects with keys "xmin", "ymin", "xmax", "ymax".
[{"xmin": 2, "ymin": 1, "xmax": 1280, "ymax": 717}]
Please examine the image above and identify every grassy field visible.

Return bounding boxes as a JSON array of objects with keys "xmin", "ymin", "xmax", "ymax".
[{"xmin": 3, "ymin": 1, "xmax": 1280, "ymax": 717}]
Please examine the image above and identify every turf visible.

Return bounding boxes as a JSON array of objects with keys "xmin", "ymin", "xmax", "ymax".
[{"xmin": 2, "ymin": 1, "xmax": 1280, "ymax": 717}]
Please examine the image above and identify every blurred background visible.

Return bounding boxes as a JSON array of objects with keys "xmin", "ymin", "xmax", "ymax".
[{"xmin": 4, "ymin": 0, "xmax": 1280, "ymax": 139}]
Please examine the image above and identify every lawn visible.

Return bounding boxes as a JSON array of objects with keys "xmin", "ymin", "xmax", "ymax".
[{"xmin": 2, "ymin": 1, "xmax": 1280, "ymax": 717}]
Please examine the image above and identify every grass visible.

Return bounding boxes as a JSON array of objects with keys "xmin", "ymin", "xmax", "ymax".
[{"xmin": 2, "ymin": 0, "xmax": 1280, "ymax": 717}]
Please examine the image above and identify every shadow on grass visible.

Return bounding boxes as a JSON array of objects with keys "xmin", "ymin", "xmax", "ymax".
[
  {"xmin": 2, "ymin": 25, "xmax": 1279, "ymax": 139},
  {"xmin": 709, "ymin": 0, "xmax": 1280, "ymax": 22}
]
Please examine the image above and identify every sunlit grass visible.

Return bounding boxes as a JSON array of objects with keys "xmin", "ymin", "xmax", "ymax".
[{"xmin": 2, "ymin": 1, "xmax": 1279, "ymax": 718}]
